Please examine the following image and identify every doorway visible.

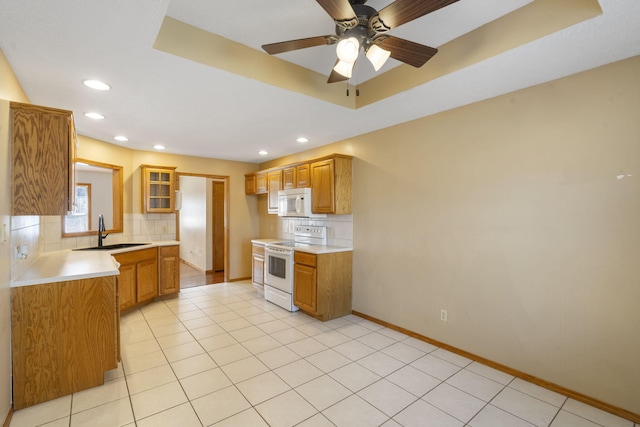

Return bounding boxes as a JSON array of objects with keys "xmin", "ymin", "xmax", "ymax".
[{"xmin": 176, "ymin": 173, "xmax": 229, "ymax": 286}]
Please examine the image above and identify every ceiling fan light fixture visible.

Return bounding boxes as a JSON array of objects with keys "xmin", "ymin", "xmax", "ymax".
[
  {"xmin": 366, "ymin": 44, "xmax": 391, "ymax": 71},
  {"xmin": 336, "ymin": 37, "xmax": 360, "ymax": 63},
  {"xmin": 333, "ymin": 59, "xmax": 355, "ymax": 78}
]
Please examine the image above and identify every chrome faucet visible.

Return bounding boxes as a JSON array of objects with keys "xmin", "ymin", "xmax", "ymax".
[{"xmin": 98, "ymin": 214, "xmax": 109, "ymax": 247}]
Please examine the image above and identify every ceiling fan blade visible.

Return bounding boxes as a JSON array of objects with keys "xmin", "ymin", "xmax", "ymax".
[
  {"xmin": 377, "ymin": 0, "xmax": 459, "ymax": 30},
  {"xmin": 327, "ymin": 59, "xmax": 350, "ymax": 83},
  {"xmin": 316, "ymin": 0, "xmax": 357, "ymax": 22},
  {"xmin": 376, "ymin": 36, "xmax": 438, "ymax": 68},
  {"xmin": 262, "ymin": 35, "xmax": 336, "ymax": 55}
]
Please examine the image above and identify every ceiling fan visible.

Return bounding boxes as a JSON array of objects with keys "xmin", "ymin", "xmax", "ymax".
[{"xmin": 262, "ymin": 0, "xmax": 459, "ymax": 83}]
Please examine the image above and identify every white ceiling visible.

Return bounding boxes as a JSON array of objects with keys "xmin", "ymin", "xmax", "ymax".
[{"xmin": 0, "ymin": 0, "xmax": 638, "ymax": 163}]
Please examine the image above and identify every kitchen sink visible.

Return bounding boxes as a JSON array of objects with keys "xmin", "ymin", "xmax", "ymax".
[{"xmin": 73, "ymin": 243, "xmax": 150, "ymax": 251}]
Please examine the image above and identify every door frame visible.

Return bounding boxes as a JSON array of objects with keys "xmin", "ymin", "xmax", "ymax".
[{"xmin": 176, "ymin": 172, "xmax": 230, "ymax": 283}]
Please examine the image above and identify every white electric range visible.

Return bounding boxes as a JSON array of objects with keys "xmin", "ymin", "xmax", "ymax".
[{"xmin": 263, "ymin": 225, "xmax": 327, "ymax": 311}]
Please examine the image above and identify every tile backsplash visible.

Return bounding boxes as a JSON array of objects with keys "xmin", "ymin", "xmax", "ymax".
[
  {"xmin": 278, "ymin": 214, "xmax": 353, "ymax": 247},
  {"xmin": 10, "ymin": 216, "xmax": 41, "ymax": 281},
  {"xmin": 9, "ymin": 213, "xmax": 177, "ymax": 281},
  {"xmin": 41, "ymin": 213, "xmax": 177, "ymax": 252}
]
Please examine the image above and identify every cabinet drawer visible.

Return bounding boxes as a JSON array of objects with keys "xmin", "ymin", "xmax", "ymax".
[
  {"xmin": 294, "ymin": 251, "xmax": 317, "ymax": 267},
  {"xmin": 252, "ymin": 244, "xmax": 265, "ymax": 255}
]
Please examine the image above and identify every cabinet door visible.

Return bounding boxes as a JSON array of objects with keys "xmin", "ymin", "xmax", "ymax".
[
  {"xmin": 136, "ymin": 257, "xmax": 158, "ymax": 302},
  {"xmin": 143, "ymin": 166, "xmax": 176, "ymax": 213},
  {"xmin": 310, "ymin": 159, "xmax": 335, "ymax": 214},
  {"xmin": 252, "ymin": 253, "xmax": 264, "ymax": 287},
  {"xmin": 294, "ymin": 264, "xmax": 317, "ymax": 313},
  {"xmin": 159, "ymin": 246, "xmax": 180, "ymax": 295},
  {"xmin": 283, "ymin": 167, "xmax": 296, "ymax": 189},
  {"xmin": 267, "ymin": 170, "xmax": 282, "ymax": 214},
  {"xmin": 296, "ymin": 164, "xmax": 310, "ymax": 188},
  {"xmin": 117, "ymin": 263, "xmax": 136, "ymax": 311},
  {"xmin": 11, "ymin": 102, "xmax": 73, "ymax": 215},
  {"xmin": 245, "ymin": 174, "xmax": 257, "ymax": 195},
  {"xmin": 11, "ymin": 276, "xmax": 117, "ymax": 409},
  {"xmin": 255, "ymin": 173, "xmax": 267, "ymax": 194}
]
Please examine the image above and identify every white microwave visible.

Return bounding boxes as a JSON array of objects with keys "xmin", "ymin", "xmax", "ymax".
[{"xmin": 277, "ymin": 188, "xmax": 326, "ymax": 218}]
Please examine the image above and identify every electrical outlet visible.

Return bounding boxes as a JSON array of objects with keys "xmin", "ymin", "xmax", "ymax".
[{"xmin": 440, "ymin": 309, "xmax": 448, "ymax": 322}]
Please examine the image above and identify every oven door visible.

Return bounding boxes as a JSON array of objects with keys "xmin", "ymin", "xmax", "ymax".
[{"xmin": 264, "ymin": 246, "xmax": 294, "ymax": 294}]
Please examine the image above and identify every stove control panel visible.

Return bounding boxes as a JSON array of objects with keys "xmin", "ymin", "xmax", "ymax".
[{"xmin": 293, "ymin": 225, "xmax": 327, "ymax": 245}]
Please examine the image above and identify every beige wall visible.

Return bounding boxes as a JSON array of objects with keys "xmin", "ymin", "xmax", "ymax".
[
  {"xmin": 0, "ymin": 49, "xmax": 28, "ymax": 103},
  {"xmin": 262, "ymin": 56, "xmax": 640, "ymax": 415}
]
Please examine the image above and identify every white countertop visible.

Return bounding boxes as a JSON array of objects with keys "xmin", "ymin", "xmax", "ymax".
[
  {"xmin": 252, "ymin": 238, "xmax": 352, "ymax": 254},
  {"xmin": 251, "ymin": 238, "xmax": 282, "ymax": 245},
  {"xmin": 11, "ymin": 251, "xmax": 119, "ymax": 288},
  {"xmin": 11, "ymin": 241, "xmax": 180, "ymax": 288},
  {"xmin": 295, "ymin": 245, "xmax": 353, "ymax": 254}
]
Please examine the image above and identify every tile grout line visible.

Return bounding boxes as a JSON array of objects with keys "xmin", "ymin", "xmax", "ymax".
[{"xmin": 47, "ymin": 282, "xmax": 631, "ymax": 427}]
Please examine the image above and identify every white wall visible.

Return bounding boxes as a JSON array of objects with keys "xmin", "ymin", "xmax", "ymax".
[
  {"xmin": 179, "ymin": 175, "xmax": 207, "ymax": 270},
  {"xmin": 77, "ymin": 169, "xmax": 113, "ymax": 229}
]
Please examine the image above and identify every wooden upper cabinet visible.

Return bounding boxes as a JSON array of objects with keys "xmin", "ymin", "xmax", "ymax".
[
  {"xmin": 283, "ymin": 167, "xmax": 296, "ymax": 190},
  {"xmin": 310, "ymin": 156, "xmax": 352, "ymax": 214},
  {"xmin": 267, "ymin": 169, "xmax": 282, "ymax": 214},
  {"xmin": 142, "ymin": 165, "xmax": 176, "ymax": 213},
  {"xmin": 256, "ymin": 172, "xmax": 267, "ymax": 194},
  {"xmin": 244, "ymin": 154, "xmax": 351, "ymax": 215},
  {"xmin": 245, "ymin": 174, "xmax": 257, "ymax": 195},
  {"xmin": 10, "ymin": 101, "xmax": 76, "ymax": 216},
  {"xmin": 296, "ymin": 163, "xmax": 310, "ymax": 188}
]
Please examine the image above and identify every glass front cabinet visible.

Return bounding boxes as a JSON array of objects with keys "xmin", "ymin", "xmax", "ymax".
[{"xmin": 142, "ymin": 165, "xmax": 176, "ymax": 213}]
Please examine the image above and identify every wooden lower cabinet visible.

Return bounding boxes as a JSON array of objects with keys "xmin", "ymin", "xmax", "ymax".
[
  {"xmin": 293, "ymin": 250, "xmax": 352, "ymax": 321},
  {"xmin": 114, "ymin": 247, "xmax": 158, "ymax": 311},
  {"xmin": 118, "ymin": 262, "xmax": 137, "ymax": 310},
  {"xmin": 293, "ymin": 263, "xmax": 317, "ymax": 313},
  {"xmin": 11, "ymin": 276, "xmax": 118, "ymax": 409},
  {"xmin": 137, "ymin": 256, "xmax": 159, "ymax": 301},
  {"xmin": 252, "ymin": 243, "xmax": 265, "ymax": 292},
  {"xmin": 159, "ymin": 245, "xmax": 180, "ymax": 295}
]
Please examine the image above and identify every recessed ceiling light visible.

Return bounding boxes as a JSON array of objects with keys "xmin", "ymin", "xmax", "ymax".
[
  {"xmin": 83, "ymin": 79, "xmax": 111, "ymax": 91},
  {"xmin": 296, "ymin": 137, "xmax": 309, "ymax": 143},
  {"xmin": 114, "ymin": 135, "xmax": 128, "ymax": 142},
  {"xmin": 258, "ymin": 150, "xmax": 268, "ymax": 156},
  {"xmin": 154, "ymin": 144, "xmax": 166, "ymax": 150},
  {"xmin": 84, "ymin": 112, "xmax": 104, "ymax": 120}
]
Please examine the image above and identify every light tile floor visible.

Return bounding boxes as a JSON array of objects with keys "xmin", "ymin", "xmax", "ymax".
[{"xmin": 10, "ymin": 281, "xmax": 638, "ymax": 427}]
